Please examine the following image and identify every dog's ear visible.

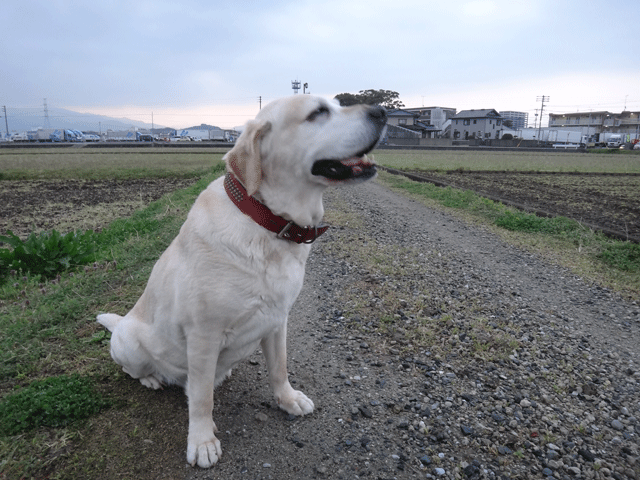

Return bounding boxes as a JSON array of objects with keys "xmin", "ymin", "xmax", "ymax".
[{"xmin": 224, "ymin": 120, "xmax": 271, "ymax": 196}]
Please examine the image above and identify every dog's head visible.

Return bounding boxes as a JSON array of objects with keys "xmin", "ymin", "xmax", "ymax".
[{"xmin": 224, "ymin": 95, "xmax": 387, "ymax": 225}]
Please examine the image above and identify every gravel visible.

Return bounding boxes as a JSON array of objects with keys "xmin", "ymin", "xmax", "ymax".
[{"xmin": 187, "ymin": 180, "xmax": 639, "ymax": 480}]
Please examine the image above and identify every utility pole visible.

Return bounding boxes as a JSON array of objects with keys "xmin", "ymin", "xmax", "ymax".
[
  {"xmin": 2, "ymin": 106, "xmax": 8, "ymax": 137},
  {"xmin": 536, "ymin": 95, "xmax": 549, "ymax": 145},
  {"xmin": 258, "ymin": 96, "xmax": 262, "ymax": 110},
  {"xmin": 43, "ymin": 98, "xmax": 51, "ymax": 129}
]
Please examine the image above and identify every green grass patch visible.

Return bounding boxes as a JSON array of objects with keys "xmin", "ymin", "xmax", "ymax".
[
  {"xmin": 494, "ymin": 210, "xmax": 577, "ymax": 235},
  {"xmin": 598, "ymin": 242, "xmax": 640, "ymax": 272},
  {"xmin": 374, "ymin": 148, "xmax": 640, "ymax": 173},
  {"xmin": 0, "ymin": 374, "xmax": 109, "ymax": 436}
]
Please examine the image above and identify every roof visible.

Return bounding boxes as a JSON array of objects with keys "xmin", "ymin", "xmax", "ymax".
[
  {"xmin": 454, "ymin": 109, "xmax": 501, "ymax": 119},
  {"xmin": 548, "ymin": 111, "xmax": 611, "ymax": 117},
  {"xmin": 386, "ymin": 108, "xmax": 416, "ymax": 117}
]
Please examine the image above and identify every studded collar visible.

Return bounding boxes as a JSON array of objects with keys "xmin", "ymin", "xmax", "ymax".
[{"xmin": 223, "ymin": 173, "xmax": 329, "ymax": 244}]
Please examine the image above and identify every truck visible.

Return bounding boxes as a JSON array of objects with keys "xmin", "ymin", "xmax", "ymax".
[
  {"xmin": 136, "ymin": 132, "xmax": 154, "ymax": 142},
  {"xmin": 50, "ymin": 129, "xmax": 84, "ymax": 142},
  {"xmin": 606, "ymin": 134, "xmax": 623, "ymax": 148}
]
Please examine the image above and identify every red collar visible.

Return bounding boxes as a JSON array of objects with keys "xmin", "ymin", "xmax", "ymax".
[{"xmin": 224, "ymin": 173, "xmax": 329, "ymax": 244}]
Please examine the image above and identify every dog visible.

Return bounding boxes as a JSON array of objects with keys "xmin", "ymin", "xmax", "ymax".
[{"xmin": 97, "ymin": 95, "xmax": 386, "ymax": 468}]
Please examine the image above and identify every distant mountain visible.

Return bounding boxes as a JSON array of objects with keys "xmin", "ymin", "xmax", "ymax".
[
  {"xmin": 181, "ymin": 123, "xmax": 223, "ymax": 131},
  {"xmin": 1, "ymin": 106, "xmax": 166, "ymax": 134}
]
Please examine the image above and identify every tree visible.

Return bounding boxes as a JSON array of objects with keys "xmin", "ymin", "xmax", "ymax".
[{"xmin": 334, "ymin": 89, "xmax": 405, "ymax": 110}]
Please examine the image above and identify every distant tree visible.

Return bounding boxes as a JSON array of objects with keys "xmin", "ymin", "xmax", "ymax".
[
  {"xmin": 334, "ymin": 89, "xmax": 405, "ymax": 110},
  {"xmin": 334, "ymin": 92, "xmax": 361, "ymax": 107},
  {"xmin": 503, "ymin": 119, "xmax": 514, "ymax": 129}
]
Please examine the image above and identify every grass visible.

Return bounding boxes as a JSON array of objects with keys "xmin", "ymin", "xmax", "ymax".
[
  {"xmin": 0, "ymin": 146, "xmax": 230, "ymax": 180},
  {"xmin": 0, "ymin": 374, "xmax": 109, "ymax": 436},
  {"xmin": 375, "ymin": 149, "xmax": 640, "ymax": 173}
]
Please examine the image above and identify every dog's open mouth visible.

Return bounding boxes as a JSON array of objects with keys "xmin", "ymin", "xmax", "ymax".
[{"xmin": 311, "ymin": 154, "xmax": 377, "ymax": 181}]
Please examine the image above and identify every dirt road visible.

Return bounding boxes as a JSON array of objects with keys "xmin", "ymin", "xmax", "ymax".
[{"xmin": 178, "ymin": 180, "xmax": 640, "ymax": 480}]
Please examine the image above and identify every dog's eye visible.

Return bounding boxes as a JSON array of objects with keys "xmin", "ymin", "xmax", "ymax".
[{"xmin": 307, "ymin": 106, "xmax": 330, "ymax": 122}]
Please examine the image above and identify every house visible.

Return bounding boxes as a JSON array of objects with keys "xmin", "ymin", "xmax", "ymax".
[
  {"xmin": 451, "ymin": 109, "xmax": 504, "ymax": 141},
  {"xmin": 385, "ymin": 108, "xmax": 441, "ymax": 138},
  {"xmin": 403, "ymin": 107, "xmax": 456, "ymax": 137}
]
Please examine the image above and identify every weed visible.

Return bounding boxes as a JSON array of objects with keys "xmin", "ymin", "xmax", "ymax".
[
  {"xmin": 0, "ymin": 374, "xmax": 109, "ymax": 436},
  {"xmin": 598, "ymin": 242, "xmax": 640, "ymax": 272},
  {"xmin": 494, "ymin": 210, "xmax": 577, "ymax": 235},
  {"xmin": 0, "ymin": 229, "xmax": 97, "ymax": 283}
]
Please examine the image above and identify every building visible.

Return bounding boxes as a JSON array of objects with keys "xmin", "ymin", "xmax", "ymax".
[
  {"xmin": 385, "ymin": 108, "xmax": 440, "ymax": 138},
  {"xmin": 451, "ymin": 109, "xmax": 504, "ymax": 140},
  {"xmin": 499, "ymin": 111, "xmax": 528, "ymax": 130},
  {"xmin": 549, "ymin": 111, "xmax": 640, "ymax": 142},
  {"xmin": 403, "ymin": 107, "xmax": 456, "ymax": 136}
]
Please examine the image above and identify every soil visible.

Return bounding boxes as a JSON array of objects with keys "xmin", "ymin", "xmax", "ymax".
[
  {"xmin": 0, "ymin": 178, "xmax": 198, "ymax": 239},
  {"xmin": 3, "ymin": 176, "xmax": 640, "ymax": 479},
  {"xmin": 397, "ymin": 169, "xmax": 640, "ymax": 243}
]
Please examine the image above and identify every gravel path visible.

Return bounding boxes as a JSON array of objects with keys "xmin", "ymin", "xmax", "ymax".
[{"xmin": 187, "ymin": 180, "xmax": 639, "ymax": 480}]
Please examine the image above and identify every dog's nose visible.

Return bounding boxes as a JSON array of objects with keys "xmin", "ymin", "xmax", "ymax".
[{"xmin": 367, "ymin": 105, "xmax": 387, "ymax": 129}]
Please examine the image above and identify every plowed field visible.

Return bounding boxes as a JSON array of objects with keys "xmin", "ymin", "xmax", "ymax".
[{"xmin": 398, "ymin": 169, "xmax": 640, "ymax": 242}]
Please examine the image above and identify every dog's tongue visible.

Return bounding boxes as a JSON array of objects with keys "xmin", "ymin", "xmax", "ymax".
[
  {"xmin": 340, "ymin": 156, "xmax": 368, "ymax": 175},
  {"xmin": 312, "ymin": 155, "xmax": 377, "ymax": 181}
]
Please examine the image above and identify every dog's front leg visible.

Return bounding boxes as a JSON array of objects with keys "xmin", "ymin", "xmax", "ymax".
[
  {"xmin": 261, "ymin": 321, "xmax": 314, "ymax": 416},
  {"xmin": 185, "ymin": 338, "xmax": 222, "ymax": 468}
]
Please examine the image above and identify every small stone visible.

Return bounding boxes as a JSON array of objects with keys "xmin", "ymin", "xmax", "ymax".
[
  {"xmin": 464, "ymin": 464, "xmax": 480, "ymax": 477},
  {"xmin": 546, "ymin": 450, "xmax": 559, "ymax": 460},
  {"xmin": 578, "ymin": 448, "xmax": 596, "ymax": 462},
  {"xmin": 491, "ymin": 412, "xmax": 505, "ymax": 423},
  {"xmin": 255, "ymin": 412, "xmax": 268, "ymax": 422},
  {"xmin": 497, "ymin": 445, "xmax": 513, "ymax": 455},
  {"xmin": 460, "ymin": 425, "xmax": 474, "ymax": 436},
  {"xmin": 520, "ymin": 399, "xmax": 532, "ymax": 408},
  {"xmin": 434, "ymin": 467, "xmax": 445, "ymax": 475},
  {"xmin": 358, "ymin": 405, "xmax": 373, "ymax": 418},
  {"xmin": 263, "ymin": 463, "xmax": 271, "ymax": 468},
  {"xmin": 420, "ymin": 455, "xmax": 432, "ymax": 465},
  {"xmin": 542, "ymin": 467, "xmax": 553, "ymax": 476},
  {"xmin": 567, "ymin": 466, "xmax": 581, "ymax": 476},
  {"xmin": 611, "ymin": 419, "xmax": 624, "ymax": 431}
]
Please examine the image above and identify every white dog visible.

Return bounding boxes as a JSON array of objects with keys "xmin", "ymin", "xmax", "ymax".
[{"xmin": 97, "ymin": 95, "xmax": 386, "ymax": 468}]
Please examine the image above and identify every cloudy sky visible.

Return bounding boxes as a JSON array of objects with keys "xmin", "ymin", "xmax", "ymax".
[{"xmin": 2, "ymin": 0, "xmax": 639, "ymax": 129}]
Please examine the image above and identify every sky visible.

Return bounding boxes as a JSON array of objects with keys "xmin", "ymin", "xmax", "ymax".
[{"xmin": 2, "ymin": 0, "xmax": 639, "ymax": 130}]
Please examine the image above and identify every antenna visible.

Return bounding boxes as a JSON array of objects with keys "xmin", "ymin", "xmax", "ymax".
[
  {"xmin": 292, "ymin": 79, "xmax": 301, "ymax": 94},
  {"xmin": 43, "ymin": 98, "xmax": 51, "ymax": 129}
]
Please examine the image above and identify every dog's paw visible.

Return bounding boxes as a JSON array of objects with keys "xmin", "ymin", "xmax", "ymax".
[
  {"xmin": 186, "ymin": 435, "xmax": 222, "ymax": 468},
  {"xmin": 276, "ymin": 389, "xmax": 314, "ymax": 416},
  {"xmin": 139, "ymin": 374, "xmax": 163, "ymax": 390}
]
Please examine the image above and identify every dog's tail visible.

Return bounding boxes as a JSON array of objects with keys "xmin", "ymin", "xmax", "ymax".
[{"xmin": 97, "ymin": 313, "xmax": 123, "ymax": 332}]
